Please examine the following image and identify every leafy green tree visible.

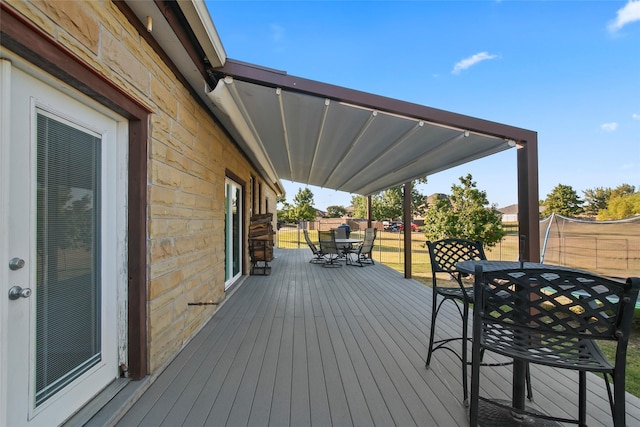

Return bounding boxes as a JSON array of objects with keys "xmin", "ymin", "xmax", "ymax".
[
  {"xmin": 542, "ymin": 184, "xmax": 583, "ymax": 217},
  {"xmin": 351, "ymin": 180, "xmax": 426, "ymax": 220},
  {"xmin": 611, "ymin": 183, "xmax": 636, "ymax": 198},
  {"xmin": 277, "ymin": 202, "xmax": 294, "ymax": 223},
  {"xmin": 292, "ymin": 187, "xmax": 317, "ymax": 221},
  {"xmin": 325, "ymin": 205, "xmax": 347, "ymax": 218},
  {"xmin": 423, "ymin": 174, "xmax": 505, "ymax": 247},
  {"xmin": 582, "ymin": 187, "xmax": 612, "ymax": 216},
  {"xmin": 276, "ymin": 192, "xmax": 293, "ymax": 223},
  {"xmin": 598, "ymin": 192, "xmax": 640, "ymax": 220}
]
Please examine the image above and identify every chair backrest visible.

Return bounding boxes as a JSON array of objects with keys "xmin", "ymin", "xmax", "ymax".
[
  {"xmin": 333, "ymin": 227, "xmax": 347, "ymax": 239},
  {"xmin": 364, "ymin": 227, "xmax": 376, "ymax": 242},
  {"xmin": 303, "ymin": 229, "xmax": 319, "ymax": 254},
  {"xmin": 475, "ymin": 266, "xmax": 640, "ymax": 344},
  {"xmin": 359, "ymin": 228, "xmax": 376, "ymax": 252},
  {"xmin": 427, "ymin": 239, "xmax": 486, "ymax": 275},
  {"xmin": 318, "ymin": 230, "xmax": 340, "ymax": 255}
]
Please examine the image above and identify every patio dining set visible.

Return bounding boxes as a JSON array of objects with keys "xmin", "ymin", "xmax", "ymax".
[
  {"xmin": 305, "ymin": 233, "xmax": 640, "ymax": 426},
  {"xmin": 303, "ymin": 227, "xmax": 377, "ymax": 268}
]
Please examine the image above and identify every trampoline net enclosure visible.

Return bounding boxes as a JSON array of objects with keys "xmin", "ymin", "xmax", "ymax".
[{"xmin": 540, "ymin": 213, "xmax": 640, "ymax": 278}]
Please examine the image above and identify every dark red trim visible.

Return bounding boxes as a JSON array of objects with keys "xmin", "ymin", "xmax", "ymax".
[
  {"xmin": 403, "ymin": 181, "xmax": 412, "ymax": 279},
  {"xmin": 226, "ymin": 170, "xmax": 248, "ymax": 275},
  {"xmin": 517, "ymin": 139, "xmax": 540, "ymax": 262},
  {"xmin": 214, "ymin": 59, "xmax": 538, "ymax": 143},
  {"xmin": 1, "ymin": 1, "xmax": 149, "ymax": 379},
  {"xmin": 113, "ymin": 1, "xmax": 216, "ymax": 99}
]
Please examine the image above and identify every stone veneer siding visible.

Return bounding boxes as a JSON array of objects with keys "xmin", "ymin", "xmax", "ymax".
[{"xmin": 6, "ymin": 0, "xmax": 276, "ymax": 373}]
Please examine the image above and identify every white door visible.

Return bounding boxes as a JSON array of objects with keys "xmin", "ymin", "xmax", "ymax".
[
  {"xmin": 225, "ymin": 178, "xmax": 243, "ymax": 289},
  {"xmin": 1, "ymin": 63, "xmax": 125, "ymax": 426}
]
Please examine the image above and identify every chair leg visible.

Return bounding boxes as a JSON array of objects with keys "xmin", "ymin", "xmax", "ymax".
[
  {"xmin": 425, "ymin": 293, "xmax": 439, "ymax": 368},
  {"xmin": 461, "ymin": 301, "xmax": 469, "ymax": 406},
  {"xmin": 526, "ymin": 363, "xmax": 534, "ymax": 401},
  {"xmin": 612, "ymin": 370, "xmax": 626, "ymax": 427},
  {"xmin": 469, "ymin": 313, "xmax": 482, "ymax": 427},
  {"xmin": 578, "ymin": 371, "xmax": 587, "ymax": 427}
]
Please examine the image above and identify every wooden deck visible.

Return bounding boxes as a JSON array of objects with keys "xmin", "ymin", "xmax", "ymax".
[{"xmin": 114, "ymin": 249, "xmax": 640, "ymax": 426}]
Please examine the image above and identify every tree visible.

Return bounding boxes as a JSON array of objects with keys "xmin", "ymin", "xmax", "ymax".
[
  {"xmin": 598, "ymin": 192, "xmax": 640, "ymax": 220},
  {"xmin": 542, "ymin": 184, "xmax": 583, "ymax": 217},
  {"xmin": 292, "ymin": 187, "xmax": 316, "ymax": 221},
  {"xmin": 351, "ymin": 180, "xmax": 426, "ymax": 220},
  {"xmin": 582, "ymin": 187, "xmax": 612, "ymax": 216},
  {"xmin": 277, "ymin": 201, "xmax": 294, "ymax": 223},
  {"xmin": 582, "ymin": 183, "xmax": 636, "ymax": 217},
  {"xmin": 325, "ymin": 205, "xmax": 347, "ymax": 218},
  {"xmin": 423, "ymin": 174, "xmax": 505, "ymax": 247},
  {"xmin": 611, "ymin": 183, "xmax": 636, "ymax": 198}
]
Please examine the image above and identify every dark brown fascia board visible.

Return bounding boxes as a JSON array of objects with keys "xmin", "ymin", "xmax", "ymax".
[
  {"xmin": 116, "ymin": 1, "xmax": 217, "ymax": 93},
  {"xmin": 213, "ymin": 58, "xmax": 538, "ymax": 144}
]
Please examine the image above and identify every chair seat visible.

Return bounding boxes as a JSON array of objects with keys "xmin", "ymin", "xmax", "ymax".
[
  {"xmin": 436, "ymin": 286, "xmax": 473, "ymax": 300},
  {"xmin": 482, "ymin": 325, "xmax": 614, "ymax": 372}
]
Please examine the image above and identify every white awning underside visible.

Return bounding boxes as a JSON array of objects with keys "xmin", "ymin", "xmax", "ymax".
[{"xmin": 208, "ymin": 76, "xmax": 514, "ymax": 196}]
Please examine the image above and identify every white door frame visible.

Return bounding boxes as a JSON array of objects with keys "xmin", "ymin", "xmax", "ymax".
[
  {"xmin": 225, "ymin": 177, "xmax": 243, "ymax": 289},
  {"xmin": 1, "ymin": 59, "xmax": 128, "ymax": 427}
]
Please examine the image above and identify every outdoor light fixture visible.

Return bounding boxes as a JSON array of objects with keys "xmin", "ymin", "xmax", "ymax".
[
  {"xmin": 146, "ymin": 16, "xmax": 152, "ymax": 32},
  {"xmin": 506, "ymin": 139, "xmax": 517, "ymax": 147},
  {"xmin": 463, "ymin": 130, "xmax": 470, "ymax": 137}
]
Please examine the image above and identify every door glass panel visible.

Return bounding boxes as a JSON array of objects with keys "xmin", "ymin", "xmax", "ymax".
[
  {"xmin": 225, "ymin": 180, "xmax": 242, "ymax": 286},
  {"xmin": 35, "ymin": 112, "xmax": 101, "ymax": 406},
  {"xmin": 232, "ymin": 185, "xmax": 241, "ymax": 277}
]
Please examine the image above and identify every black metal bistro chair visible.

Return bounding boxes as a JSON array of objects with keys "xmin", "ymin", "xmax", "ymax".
[
  {"xmin": 470, "ymin": 266, "xmax": 640, "ymax": 427},
  {"xmin": 425, "ymin": 238, "xmax": 531, "ymax": 405}
]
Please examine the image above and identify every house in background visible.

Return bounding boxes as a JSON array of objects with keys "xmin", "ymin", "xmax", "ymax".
[
  {"xmin": 1, "ymin": 1, "xmax": 539, "ymax": 425},
  {"xmin": 500, "ymin": 203, "xmax": 519, "ymax": 222}
]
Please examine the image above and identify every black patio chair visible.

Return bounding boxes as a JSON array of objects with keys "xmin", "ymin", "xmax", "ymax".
[
  {"xmin": 425, "ymin": 238, "xmax": 532, "ymax": 406},
  {"xmin": 470, "ymin": 266, "xmax": 640, "ymax": 427},
  {"xmin": 318, "ymin": 230, "xmax": 342, "ymax": 268}
]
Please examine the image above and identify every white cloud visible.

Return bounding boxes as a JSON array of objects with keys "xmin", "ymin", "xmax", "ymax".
[
  {"xmin": 608, "ymin": 0, "xmax": 640, "ymax": 32},
  {"xmin": 270, "ymin": 24, "xmax": 285, "ymax": 42},
  {"xmin": 600, "ymin": 122, "xmax": 619, "ymax": 132},
  {"xmin": 452, "ymin": 52, "xmax": 498, "ymax": 75},
  {"xmin": 633, "ymin": 113, "xmax": 640, "ymax": 120}
]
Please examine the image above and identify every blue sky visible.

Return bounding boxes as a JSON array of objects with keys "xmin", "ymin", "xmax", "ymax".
[{"xmin": 206, "ymin": 0, "xmax": 640, "ymax": 209}]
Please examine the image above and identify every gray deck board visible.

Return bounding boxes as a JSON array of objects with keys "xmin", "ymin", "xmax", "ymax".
[{"xmin": 115, "ymin": 248, "xmax": 640, "ymax": 426}]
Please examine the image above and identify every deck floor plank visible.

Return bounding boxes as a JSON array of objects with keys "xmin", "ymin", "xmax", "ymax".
[{"xmin": 115, "ymin": 248, "xmax": 640, "ymax": 426}]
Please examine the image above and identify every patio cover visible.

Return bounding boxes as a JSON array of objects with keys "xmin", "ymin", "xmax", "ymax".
[
  {"xmin": 124, "ymin": 0, "xmax": 540, "ymax": 262},
  {"xmin": 208, "ymin": 59, "xmax": 535, "ymax": 198}
]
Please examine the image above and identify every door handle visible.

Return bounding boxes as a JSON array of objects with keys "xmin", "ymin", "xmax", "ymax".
[
  {"xmin": 8, "ymin": 286, "xmax": 32, "ymax": 300},
  {"xmin": 9, "ymin": 257, "xmax": 25, "ymax": 270}
]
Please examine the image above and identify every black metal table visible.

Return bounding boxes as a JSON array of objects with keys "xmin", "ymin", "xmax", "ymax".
[{"xmin": 456, "ymin": 260, "xmax": 572, "ymax": 426}]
